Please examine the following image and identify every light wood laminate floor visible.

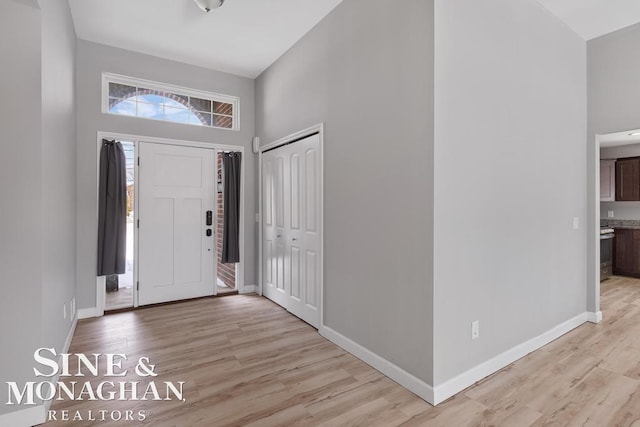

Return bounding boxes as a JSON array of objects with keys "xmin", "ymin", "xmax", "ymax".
[{"xmin": 47, "ymin": 276, "xmax": 640, "ymax": 426}]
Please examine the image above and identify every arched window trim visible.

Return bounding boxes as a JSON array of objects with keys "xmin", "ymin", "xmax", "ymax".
[{"xmin": 101, "ymin": 72, "xmax": 239, "ymax": 131}]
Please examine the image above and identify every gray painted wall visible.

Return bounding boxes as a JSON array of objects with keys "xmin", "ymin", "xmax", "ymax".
[
  {"xmin": 588, "ymin": 23, "xmax": 640, "ymax": 136},
  {"xmin": 40, "ymin": 0, "xmax": 78, "ymax": 357},
  {"xmin": 433, "ymin": 0, "xmax": 587, "ymax": 385},
  {"xmin": 0, "ymin": 1, "xmax": 77, "ymax": 417},
  {"xmin": 75, "ymin": 41, "xmax": 256, "ymax": 310},
  {"xmin": 600, "ymin": 144, "xmax": 640, "ymax": 220},
  {"xmin": 588, "ymin": 22, "xmax": 640, "ymax": 311},
  {"xmin": 601, "ymin": 143, "xmax": 640, "ymax": 160},
  {"xmin": 256, "ymin": 0, "xmax": 435, "ymax": 384},
  {"xmin": 0, "ymin": 1, "xmax": 43, "ymax": 416}
]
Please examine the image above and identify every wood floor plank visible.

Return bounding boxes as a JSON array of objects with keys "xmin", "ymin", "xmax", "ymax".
[
  {"xmin": 532, "ymin": 367, "xmax": 638, "ymax": 426},
  {"xmin": 46, "ymin": 276, "xmax": 640, "ymax": 426}
]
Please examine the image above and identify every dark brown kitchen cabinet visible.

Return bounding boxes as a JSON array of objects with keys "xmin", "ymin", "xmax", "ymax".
[
  {"xmin": 615, "ymin": 158, "xmax": 640, "ymax": 201},
  {"xmin": 613, "ymin": 228, "xmax": 640, "ymax": 277}
]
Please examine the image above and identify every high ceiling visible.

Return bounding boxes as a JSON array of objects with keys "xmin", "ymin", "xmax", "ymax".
[
  {"xmin": 67, "ymin": 0, "xmax": 640, "ymax": 79},
  {"xmin": 535, "ymin": 0, "xmax": 640, "ymax": 40},
  {"xmin": 67, "ymin": 0, "xmax": 343, "ymax": 78}
]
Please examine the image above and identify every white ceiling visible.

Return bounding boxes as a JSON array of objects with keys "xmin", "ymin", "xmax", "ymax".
[
  {"xmin": 67, "ymin": 0, "xmax": 640, "ymax": 79},
  {"xmin": 599, "ymin": 129, "xmax": 640, "ymax": 148},
  {"xmin": 535, "ymin": 0, "xmax": 640, "ymax": 40},
  {"xmin": 67, "ymin": 0, "xmax": 343, "ymax": 78}
]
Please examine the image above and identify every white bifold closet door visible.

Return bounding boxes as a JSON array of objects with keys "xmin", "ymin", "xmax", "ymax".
[
  {"xmin": 262, "ymin": 134, "xmax": 321, "ymax": 328},
  {"xmin": 138, "ymin": 142, "xmax": 216, "ymax": 306}
]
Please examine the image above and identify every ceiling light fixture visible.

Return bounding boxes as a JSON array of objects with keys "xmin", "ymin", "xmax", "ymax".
[
  {"xmin": 193, "ymin": 0, "xmax": 225, "ymax": 13},
  {"xmin": 630, "ymin": 132, "xmax": 640, "ymax": 136}
]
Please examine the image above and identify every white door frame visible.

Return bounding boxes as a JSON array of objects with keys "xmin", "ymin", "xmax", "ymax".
[
  {"xmin": 258, "ymin": 123, "xmax": 324, "ymax": 328},
  {"xmin": 95, "ymin": 131, "xmax": 246, "ymax": 316},
  {"xmin": 591, "ymin": 134, "xmax": 603, "ymax": 323}
]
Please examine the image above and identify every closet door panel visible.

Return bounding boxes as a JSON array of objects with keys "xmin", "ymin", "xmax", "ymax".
[{"xmin": 261, "ymin": 133, "xmax": 321, "ymax": 328}]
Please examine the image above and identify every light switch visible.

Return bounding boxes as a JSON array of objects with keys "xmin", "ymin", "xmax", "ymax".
[
  {"xmin": 608, "ymin": 211, "xmax": 614, "ymax": 218},
  {"xmin": 572, "ymin": 217, "xmax": 580, "ymax": 230}
]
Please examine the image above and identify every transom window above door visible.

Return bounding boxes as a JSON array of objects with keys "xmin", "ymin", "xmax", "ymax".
[{"xmin": 102, "ymin": 73, "xmax": 239, "ymax": 130}]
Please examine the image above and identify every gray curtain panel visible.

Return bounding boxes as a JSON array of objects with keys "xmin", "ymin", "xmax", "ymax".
[
  {"xmin": 97, "ymin": 140, "xmax": 127, "ymax": 276},
  {"xmin": 221, "ymin": 152, "xmax": 241, "ymax": 263}
]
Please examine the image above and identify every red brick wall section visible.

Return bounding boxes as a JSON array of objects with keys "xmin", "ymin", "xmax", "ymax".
[{"xmin": 216, "ymin": 153, "xmax": 236, "ymax": 289}]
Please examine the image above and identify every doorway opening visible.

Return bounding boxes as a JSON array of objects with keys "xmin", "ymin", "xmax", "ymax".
[
  {"xmin": 96, "ymin": 132, "xmax": 246, "ymax": 316},
  {"xmin": 216, "ymin": 151, "xmax": 238, "ymax": 295},
  {"xmin": 105, "ymin": 140, "xmax": 135, "ymax": 311},
  {"xmin": 594, "ymin": 128, "xmax": 640, "ymax": 322}
]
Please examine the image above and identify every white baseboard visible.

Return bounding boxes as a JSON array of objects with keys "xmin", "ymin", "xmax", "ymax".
[
  {"xmin": 0, "ymin": 316, "xmax": 78, "ymax": 426},
  {"xmin": 432, "ymin": 312, "xmax": 588, "ymax": 405},
  {"xmin": 63, "ymin": 315, "xmax": 77, "ymax": 354},
  {"xmin": 319, "ymin": 313, "xmax": 588, "ymax": 407},
  {"xmin": 41, "ymin": 315, "xmax": 78, "ymax": 412},
  {"xmin": 77, "ymin": 307, "xmax": 99, "ymax": 319},
  {"xmin": 587, "ymin": 311, "xmax": 603, "ymax": 324},
  {"xmin": 240, "ymin": 284, "xmax": 257, "ymax": 294},
  {"xmin": 0, "ymin": 405, "xmax": 45, "ymax": 427},
  {"xmin": 319, "ymin": 325, "xmax": 435, "ymax": 404}
]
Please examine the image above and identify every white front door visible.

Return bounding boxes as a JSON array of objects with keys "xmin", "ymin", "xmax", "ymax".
[
  {"xmin": 138, "ymin": 142, "xmax": 216, "ymax": 306},
  {"xmin": 262, "ymin": 134, "xmax": 321, "ymax": 327}
]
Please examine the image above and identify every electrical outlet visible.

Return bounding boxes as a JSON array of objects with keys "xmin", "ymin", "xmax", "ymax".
[
  {"xmin": 63, "ymin": 303, "xmax": 67, "ymax": 320},
  {"xmin": 471, "ymin": 320, "xmax": 479, "ymax": 340},
  {"xmin": 608, "ymin": 211, "xmax": 614, "ymax": 218}
]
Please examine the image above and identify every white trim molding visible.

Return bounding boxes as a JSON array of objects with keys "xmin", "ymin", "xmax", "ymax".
[
  {"xmin": 432, "ymin": 312, "xmax": 588, "ymax": 405},
  {"xmin": 63, "ymin": 316, "xmax": 78, "ymax": 358},
  {"xmin": 240, "ymin": 285, "xmax": 257, "ymax": 294},
  {"xmin": 318, "ymin": 312, "xmax": 589, "ymax": 407},
  {"xmin": 43, "ymin": 315, "xmax": 78, "ymax": 413},
  {"xmin": 319, "ymin": 325, "xmax": 435, "ymax": 405},
  {"xmin": 587, "ymin": 311, "xmax": 603, "ymax": 324},
  {"xmin": 101, "ymin": 72, "xmax": 240, "ymax": 131},
  {"xmin": 0, "ymin": 406, "xmax": 46, "ymax": 427},
  {"xmin": 98, "ymin": 131, "xmax": 244, "ymax": 152},
  {"xmin": 259, "ymin": 123, "xmax": 324, "ymax": 152},
  {"xmin": 78, "ymin": 307, "xmax": 100, "ymax": 319},
  {"xmin": 591, "ymin": 134, "xmax": 603, "ymax": 318}
]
